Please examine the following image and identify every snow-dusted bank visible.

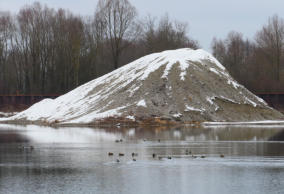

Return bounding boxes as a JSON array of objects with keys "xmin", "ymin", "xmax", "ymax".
[
  {"xmin": 0, "ymin": 112, "xmax": 18, "ymax": 118},
  {"xmin": 203, "ymin": 120, "xmax": 284, "ymax": 128},
  {"xmin": 0, "ymin": 48, "xmax": 283, "ymax": 126}
]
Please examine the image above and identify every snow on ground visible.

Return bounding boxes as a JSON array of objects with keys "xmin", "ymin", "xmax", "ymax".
[
  {"xmin": 209, "ymin": 67, "xmax": 221, "ymax": 75},
  {"xmin": 244, "ymin": 97, "xmax": 257, "ymax": 107},
  {"xmin": 126, "ymin": 115, "xmax": 135, "ymax": 120},
  {"xmin": 184, "ymin": 105, "xmax": 205, "ymax": 112},
  {"xmin": 137, "ymin": 99, "xmax": 147, "ymax": 107},
  {"xmin": 172, "ymin": 113, "xmax": 182, "ymax": 118},
  {"xmin": 206, "ymin": 97, "xmax": 215, "ymax": 105},
  {"xmin": 0, "ymin": 112, "xmax": 18, "ymax": 118}
]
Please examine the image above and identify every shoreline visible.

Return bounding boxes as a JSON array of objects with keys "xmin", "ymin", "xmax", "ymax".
[{"xmin": 1, "ymin": 118, "xmax": 284, "ymax": 128}]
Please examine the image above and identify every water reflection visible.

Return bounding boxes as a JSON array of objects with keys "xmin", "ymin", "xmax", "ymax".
[
  {"xmin": 0, "ymin": 124, "xmax": 284, "ymax": 143},
  {"xmin": 268, "ymin": 129, "xmax": 284, "ymax": 141},
  {"xmin": 0, "ymin": 124, "xmax": 284, "ymax": 194}
]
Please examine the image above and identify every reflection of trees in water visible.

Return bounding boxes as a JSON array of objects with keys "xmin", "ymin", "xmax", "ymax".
[
  {"xmin": 1, "ymin": 126, "xmax": 284, "ymax": 162},
  {"xmin": 268, "ymin": 129, "xmax": 284, "ymax": 141},
  {"xmin": 1, "ymin": 125, "xmax": 284, "ymax": 143},
  {"xmin": 261, "ymin": 142, "xmax": 284, "ymax": 156},
  {"xmin": 115, "ymin": 127, "xmax": 284, "ymax": 141},
  {"xmin": 204, "ymin": 127, "xmax": 283, "ymax": 141},
  {"xmin": 258, "ymin": 129, "xmax": 284, "ymax": 156},
  {"xmin": 0, "ymin": 132, "xmax": 29, "ymax": 143}
]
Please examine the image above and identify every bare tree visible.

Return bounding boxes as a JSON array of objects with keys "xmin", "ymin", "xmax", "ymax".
[
  {"xmin": 142, "ymin": 15, "xmax": 156, "ymax": 53},
  {"xmin": 141, "ymin": 14, "xmax": 199, "ymax": 54},
  {"xmin": 212, "ymin": 31, "xmax": 255, "ymax": 86},
  {"xmin": 256, "ymin": 14, "xmax": 284, "ymax": 81},
  {"xmin": 0, "ymin": 12, "xmax": 15, "ymax": 93},
  {"xmin": 211, "ymin": 37, "xmax": 226, "ymax": 63},
  {"xmin": 0, "ymin": 1, "xmax": 200, "ymax": 96},
  {"xmin": 82, "ymin": 15, "xmax": 106, "ymax": 79},
  {"xmin": 225, "ymin": 31, "xmax": 246, "ymax": 78},
  {"xmin": 95, "ymin": 0, "xmax": 138, "ymax": 69}
]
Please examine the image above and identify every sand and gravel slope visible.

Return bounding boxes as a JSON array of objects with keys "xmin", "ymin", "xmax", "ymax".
[{"xmin": 1, "ymin": 48, "xmax": 283, "ymax": 125}]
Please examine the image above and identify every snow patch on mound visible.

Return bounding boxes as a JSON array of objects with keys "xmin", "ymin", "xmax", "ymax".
[
  {"xmin": 185, "ymin": 105, "xmax": 205, "ymax": 112},
  {"xmin": 137, "ymin": 100, "xmax": 147, "ymax": 107}
]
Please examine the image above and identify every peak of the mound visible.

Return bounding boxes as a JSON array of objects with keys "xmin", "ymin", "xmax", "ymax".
[{"xmin": 2, "ymin": 48, "xmax": 283, "ymax": 125}]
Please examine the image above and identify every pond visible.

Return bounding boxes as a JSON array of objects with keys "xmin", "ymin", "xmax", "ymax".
[{"xmin": 0, "ymin": 124, "xmax": 284, "ymax": 194}]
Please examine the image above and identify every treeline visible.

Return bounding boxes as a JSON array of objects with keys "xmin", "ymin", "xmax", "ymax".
[
  {"xmin": 212, "ymin": 15, "xmax": 284, "ymax": 93},
  {"xmin": 0, "ymin": 0, "xmax": 198, "ymax": 94},
  {"xmin": 2, "ymin": 1, "xmax": 284, "ymax": 95}
]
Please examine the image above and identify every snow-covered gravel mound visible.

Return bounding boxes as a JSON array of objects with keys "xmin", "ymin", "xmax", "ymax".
[
  {"xmin": 0, "ymin": 112, "xmax": 17, "ymax": 118},
  {"xmin": 1, "ymin": 48, "xmax": 283, "ymax": 125}
]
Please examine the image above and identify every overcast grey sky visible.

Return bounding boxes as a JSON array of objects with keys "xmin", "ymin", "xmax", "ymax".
[{"xmin": 1, "ymin": 0, "xmax": 283, "ymax": 51}]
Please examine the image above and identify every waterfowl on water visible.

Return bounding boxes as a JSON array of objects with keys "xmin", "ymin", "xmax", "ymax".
[
  {"xmin": 119, "ymin": 153, "xmax": 124, "ymax": 156},
  {"xmin": 108, "ymin": 152, "xmax": 114, "ymax": 156},
  {"xmin": 132, "ymin": 153, "xmax": 138, "ymax": 157},
  {"xmin": 185, "ymin": 149, "xmax": 191, "ymax": 155},
  {"xmin": 19, "ymin": 146, "xmax": 34, "ymax": 151}
]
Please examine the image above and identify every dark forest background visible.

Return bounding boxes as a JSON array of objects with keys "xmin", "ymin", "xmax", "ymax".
[{"xmin": 0, "ymin": 0, "xmax": 283, "ymax": 95}]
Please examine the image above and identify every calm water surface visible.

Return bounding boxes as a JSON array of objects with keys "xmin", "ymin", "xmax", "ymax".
[{"xmin": 0, "ymin": 124, "xmax": 284, "ymax": 194}]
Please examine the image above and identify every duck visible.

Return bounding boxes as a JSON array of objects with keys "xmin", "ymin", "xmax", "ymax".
[
  {"xmin": 131, "ymin": 153, "xmax": 138, "ymax": 157},
  {"xmin": 119, "ymin": 153, "xmax": 124, "ymax": 156},
  {"xmin": 185, "ymin": 149, "xmax": 191, "ymax": 155},
  {"xmin": 108, "ymin": 152, "xmax": 114, "ymax": 156}
]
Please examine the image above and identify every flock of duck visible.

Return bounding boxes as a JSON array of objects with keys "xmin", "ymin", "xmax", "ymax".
[
  {"xmin": 110, "ymin": 139, "xmax": 225, "ymax": 163},
  {"xmin": 18, "ymin": 139, "xmax": 225, "ymax": 162}
]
